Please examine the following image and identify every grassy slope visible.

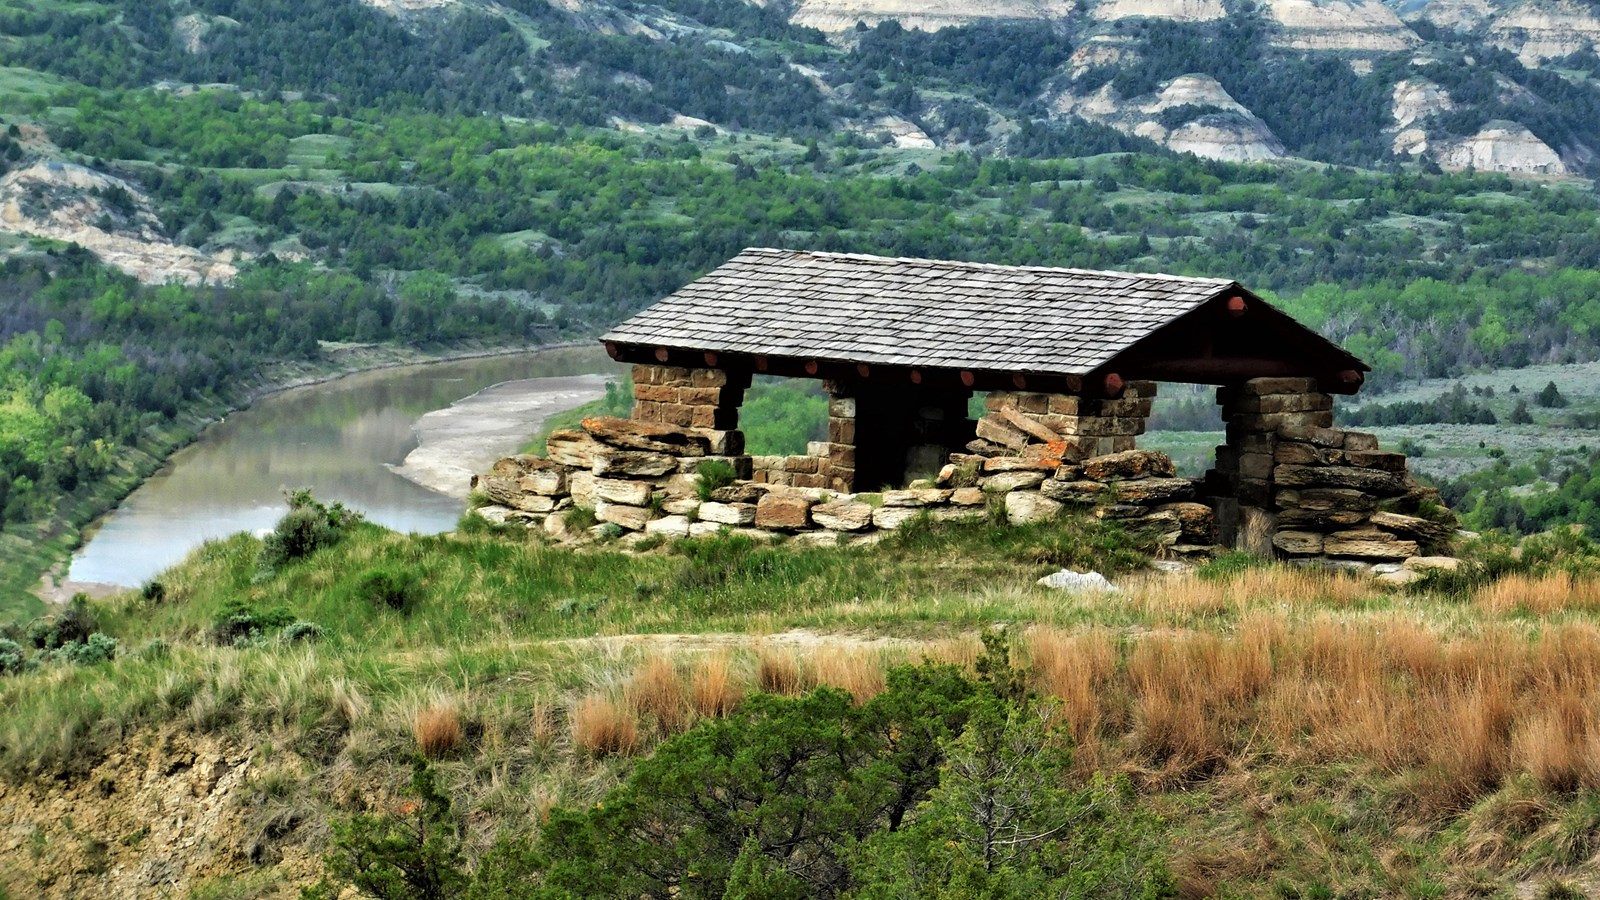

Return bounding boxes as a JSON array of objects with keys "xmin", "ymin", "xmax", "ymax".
[{"xmin": 8, "ymin": 513, "xmax": 1600, "ymax": 896}]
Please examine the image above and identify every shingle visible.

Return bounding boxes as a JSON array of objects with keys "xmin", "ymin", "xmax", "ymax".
[{"xmin": 601, "ymin": 249, "xmax": 1240, "ymax": 376}]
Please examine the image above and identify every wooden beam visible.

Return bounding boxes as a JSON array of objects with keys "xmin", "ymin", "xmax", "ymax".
[
  {"xmin": 1226, "ymin": 295, "xmax": 1247, "ymax": 318},
  {"xmin": 856, "ymin": 363, "xmax": 871, "ymax": 379},
  {"xmin": 604, "ymin": 341, "xmax": 621, "ymax": 361},
  {"xmin": 1011, "ymin": 373, "xmax": 1027, "ymax": 389},
  {"xmin": 1101, "ymin": 372, "xmax": 1125, "ymax": 398},
  {"xmin": 654, "ymin": 347, "xmax": 670, "ymax": 363},
  {"xmin": 704, "ymin": 351, "xmax": 719, "ymax": 367}
]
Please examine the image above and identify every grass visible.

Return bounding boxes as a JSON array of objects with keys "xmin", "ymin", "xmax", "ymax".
[{"xmin": 14, "ymin": 513, "xmax": 1600, "ymax": 894}]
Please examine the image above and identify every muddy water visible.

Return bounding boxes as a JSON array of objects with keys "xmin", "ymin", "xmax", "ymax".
[{"xmin": 67, "ymin": 347, "xmax": 616, "ymax": 588}]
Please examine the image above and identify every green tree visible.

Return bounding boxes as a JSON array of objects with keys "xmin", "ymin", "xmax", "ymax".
[{"xmin": 303, "ymin": 757, "xmax": 467, "ymax": 900}]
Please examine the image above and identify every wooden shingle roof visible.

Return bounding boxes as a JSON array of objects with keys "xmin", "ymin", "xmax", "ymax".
[{"xmin": 603, "ymin": 248, "xmax": 1245, "ymax": 377}]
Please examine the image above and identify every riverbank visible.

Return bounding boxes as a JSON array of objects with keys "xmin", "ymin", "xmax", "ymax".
[{"xmin": 6, "ymin": 339, "xmax": 601, "ymax": 616}]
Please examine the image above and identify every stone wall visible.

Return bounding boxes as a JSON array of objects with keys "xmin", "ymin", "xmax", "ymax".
[
  {"xmin": 473, "ymin": 415, "xmax": 1213, "ymax": 549},
  {"xmin": 629, "ymin": 364, "xmax": 748, "ymax": 431}
]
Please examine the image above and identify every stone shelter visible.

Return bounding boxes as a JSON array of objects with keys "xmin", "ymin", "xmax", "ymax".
[{"xmin": 476, "ymin": 249, "xmax": 1450, "ymax": 568}]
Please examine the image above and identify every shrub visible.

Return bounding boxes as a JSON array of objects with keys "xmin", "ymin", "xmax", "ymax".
[
  {"xmin": 0, "ymin": 638, "xmax": 26, "ymax": 675},
  {"xmin": 211, "ymin": 599, "xmax": 296, "ymax": 646},
  {"xmin": 303, "ymin": 757, "xmax": 467, "ymax": 900},
  {"xmin": 357, "ymin": 566, "xmax": 423, "ymax": 613},
  {"xmin": 695, "ymin": 459, "xmax": 738, "ymax": 502},
  {"xmin": 140, "ymin": 581, "xmax": 167, "ymax": 604},
  {"xmin": 28, "ymin": 593, "xmax": 99, "ymax": 650},
  {"xmin": 50, "ymin": 633, "xmax": 119, "ymax": 666},
  {"xmin": 282, "ymin": 621, "xmax": 323, "ymax": 644},
  {"xmin": 571, "ymin": 693, "xmax": 640, "ymax": 758},
  {"xmin": 259, "ymin": 489, "xmax": 362, "ymax": 570}
]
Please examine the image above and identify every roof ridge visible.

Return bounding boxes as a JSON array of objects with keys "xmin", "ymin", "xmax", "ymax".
[{"xmin": 738, "ymin": 247, "xmax": 1236, "ymax": 287}]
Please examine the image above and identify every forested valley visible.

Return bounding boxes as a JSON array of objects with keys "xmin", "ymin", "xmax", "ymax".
[{"xmin": 5, "ymin": 0, "xmax": 1600, "ymax": 610}]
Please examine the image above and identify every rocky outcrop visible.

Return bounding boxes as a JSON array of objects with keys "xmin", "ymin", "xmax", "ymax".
[
  {"xmin": 0, "ymin": 162, "xmax": 238, "ymax": 285},
  {"xmin": 1486, "ymin": 0, "xmax": 1600, "ymax": 66},
  {"xmin": 1091, "ymin": 0, "xmax": 1226, "ymax": 22},
  {"xmin": 1439, "ymin": 121, "xmax": 1569, "ymax": 176},
  {"xmin": 1391, "ymin": 78, "xmax": 1453, "ymax": 130},
  {"xmin": 788, "ymin": 0, "xmax": 1075, "ymax": 33},
  {"xmin": 1265, "ymin": 0, "xmax": 1420, "ymax": 51},
  {"xmin": 1055, "ymin": 75, "xmax": 1286, "ymax": 163}
]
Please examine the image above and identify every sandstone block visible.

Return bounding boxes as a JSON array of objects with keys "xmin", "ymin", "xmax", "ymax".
[
  {"xmin": 871, "ymin": 506, "xmax": 924, "ymax": 530},
  {"xmin": 976, "ymin": 416, "xmax": 1030, "ymax": 450},
  {"xmin": 593, "ymin": 451, "xmax": 678, "ymax": 479},
  {"xmin": 1021, "ymin": 441, "xmax": 1074, "ymax": 463},
  {"xmin": 1123, "ymin": 380, "xmax": 1159, "ymax": 399},
  {"xmin": 690, "ymin": 368, "xmax": 732, "ymax": 388},
  {"xmin": 785, "ymin": 455, "xmax": 821, "ymax": 475},
  {"xmin": 1274, "ymin": 465, "xmax": 1404, "ymax": 495},
  {"xmin": 1156, "ymin": 502, "xmax": 1216, "ymax": 544},
  {"xmin": 1277, "ymin": 508, "xmax": 1369, "ymax": 530},
  {"xmin": 950, "ymin": 487, "xmax": 987, "ymax": 506},
  {"xmin": 755, "ymin": 494, "xmax": 813, "ymax": 530},
  {"xmin": 982, "ymin": 471, "xmax": 1048, "ymax": 493},
  {"xmin": 1278, "ymin": 488, "xmax": 1377, "ymax": 513},
  {"xmin": 662, "ymin": 498, "xmax": 699, "ymax": 516},
  {"xmin": 1273, "ymin": 530, "xmax": 1324, "ymax": 556},
  {"xmin": 1344, "ymin": 450, "xmax": 1407, "ymax": 473},
  {"xmin": 689, "ymin": 521, "xmax": 726, "ymax": 539},
  {"xmin": 520, "ymin": 470, "xmax": 567, "ymax": 496},
  {"xmin": 697, "ymin": 502, "xmax": 757, "ymax": 526},
  {"xmin": 512, "ymin": 493, "xmax": 558, "ymax": 514},
  {"xmin": 645, "ymin": 515, "xmax": 691, "ymax": 538},
  {"xmin": 1082, "ymin": 449, "xmax": 1176, "ymax": 481},
  {"xmin": 828, "ymin": 443, "xmax": 856, "ymax": 469},
  {"xmin": 1040, "ymin": 480, "xmax": 1107, "ymax": 503},
  {"xmin": 1239, "ymin": 377, "xmax": 1321, "ymax": 397},
  {"xmin": 1046, "ymin": 394, "xmax": 1081, "ymax": 415},
  {"xmin": 1324, "ymin": 537, "xmax": 1419, "ymax": 560},
  {"xmin": 678, "ymin": 386, "xmax": 726, "ymax": 406},
  {"xmin": 812, "ymin": 500, "xmax": 873, "ymax": 531},
  {"xmin": 709, "ymin": 483, "xmax": 764, "ymax": 504},
  {"xmin": 996, "ymin": 406, "xmax": 1063, "ymax": 443},
  {"xmin": 1230, "ymin": 393, "xmax": 1333, "ymax": 415},
  {"xmin": 1343, "ymin": 431, "xmax": 1380, "ymax": 452},
  {"xmin": 1273, "ymin": 442, "xmax": 1321, "ymax": 466},
  {"xmin": 568, "ymin": 472, "xmax": 598, "ymax": 507},
  {"xmin": 1050, "ymin": 464, "xmax": 1086, "ymax": 481},
  {"xmin": 1237, "ymin": 478, "xmax": 1273, "ymax": 508},
  {"xmin": 633, "ymin": 384, "xmax": 679, "ymax": 403},
  {"xmin": 590, "ymin": 478, "xmax": 653, "ymax": 507},
  {"xmin": 829, "ymin": 396, "xmax": 857, "ymax": 418},
  {"xmin": 1127, "ymin": 510, "xmax": 1183, "ymax": 545},
  {"xmin": 1238, "ymin": 451, "xmax": 1275, "ymax": 481},
  {"xmin": 792, "ymin": 473, "xmax": 828, "ymax": 489},
  {"xmin": 1015, "ymin": 392, "xmax": 1049, "ymax": 414},
  {"xmin": 983, "ymin": 457, "xmax": 1057, "ymax": 473},
  {"xmin": 1242, "ymin": 410, "xmax": 1335, "ymax": 431},
  {"xmin": 1110, "ymin": 478, "xmax": 1195, "ymax": 504},
  {"xmin": 882, "ymin": 489, "xmax": 952, "ymax": 507},
  {"xmin": 964, "ymin": 439, "xmax": 1010, "ymax": 457},
  {"xmin": 829, "ymin": 418, "xmax": 856, "ymax": 444},
  {"xmin": 596, "ymin": 501, "xmax": 652, "ymax": 531},
  {"xmin": 1370, "ymin": 511, "xmax": 1453, "ymax": 545},
  {"xmin": 1275, "ymin": 424, "xmax": 1345, "ymax": 448},
  {"xmin": 546, "ymin": 431, "xmax": 608, "ymax": 468},
  {"xmin": 1403, "ymin": 555, "xmax": 1461, "ymax": 573},
  {"xmin": 658, "ymin": 403, "xmax": 695, "ymax": 427},
  {"xmin": 1005, "ymin": 492, "xmax": 1063, "ymax": 525}
]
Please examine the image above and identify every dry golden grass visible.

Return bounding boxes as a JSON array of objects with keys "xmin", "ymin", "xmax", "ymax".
[
  {"xmin": 529, "ymin": 699, "xmax": 558, "ymax": 749},
  {"xmin": 1474, "ymin": 573, "xmax": 1600, "ymax": 616},
  {"xmin": 571, "ymin": 692, "xmax": 639, "ymax": 758},
  {"xmin": 811, "ymin": 648, "xmax": 886, "ymax": 704},
  {"xmin": 689, "ymin": 652, "xmax": 743, "ymax": 719},
  {"xmin": 1124, "ymin": 568, "xmax": 1375, "ymax": 620},
  {"xmin": 414, "ymin": 703, "xmax": 462, "ymax": 759},
  {"xmin": 625, "ymin": 655, "xmax": 689, "ymax": 734},
  {"xmin": 755, "ymin": 647, "xmax": 809, "ymax": 696}
]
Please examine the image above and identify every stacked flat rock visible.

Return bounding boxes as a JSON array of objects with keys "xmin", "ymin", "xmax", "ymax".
[
  {"xmin": 1269, "ymin": 423, "xmax": 1450, "ymax": 563},
  {"xmin": 968, "ymin": 385, "xmax": 1156, "ymax": 462}
]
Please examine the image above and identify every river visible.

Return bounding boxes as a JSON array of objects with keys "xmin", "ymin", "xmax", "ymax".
[{"xmin": 64, "ymin": 346, "xmax": 617, "ymax": 590}]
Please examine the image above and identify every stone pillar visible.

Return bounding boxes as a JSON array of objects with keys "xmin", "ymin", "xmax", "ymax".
[
  {"xmin": 1209, "ymin": 377, "xmax": 1333, "ymax": 552},
  {"xmin": 905, "ymin": 391, "xmax": 973, "ymax": 482},
  {"xmin": 825, "ymin": 382, "xmax": 856, "ymax": 492},
  {"xmin": 630, "ymin": 364, "xmax": 748, "ymax": 432}
]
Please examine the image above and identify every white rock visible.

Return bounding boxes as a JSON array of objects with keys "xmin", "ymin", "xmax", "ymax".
[
  {"xmin": 644, "ymin": 515, "xmax": 691, "ymax": 538},
  {"xmin": 1037, "ymin": 570, "xmax": 1121, "ymax": 593},
  {"xmin": 697, "ymin": 502, "xmax": 757, "ymax": 526},
  {"xmin": 1004, "ymin": 492, "xmax": 1063, "ymax": 525}
]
